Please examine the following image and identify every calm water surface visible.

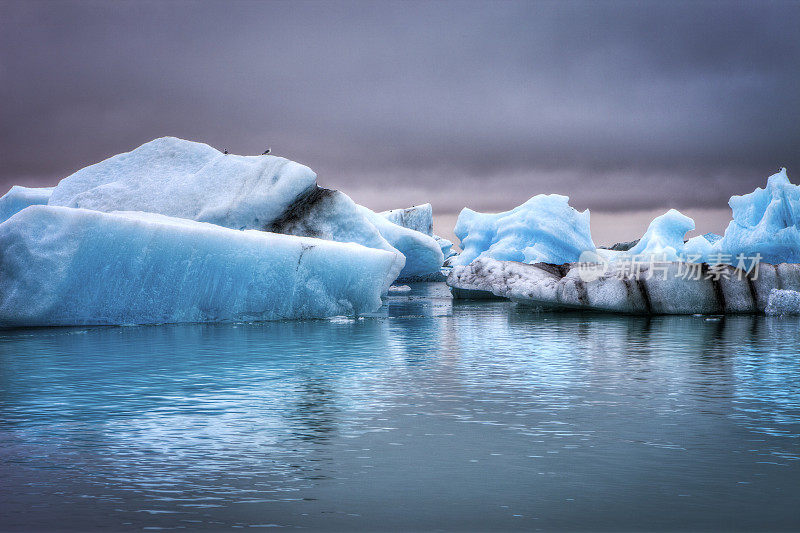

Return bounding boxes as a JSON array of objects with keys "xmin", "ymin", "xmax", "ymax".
[{"xmin": 1, "ymin": 283, "xmax": 799, "ymax": 531}]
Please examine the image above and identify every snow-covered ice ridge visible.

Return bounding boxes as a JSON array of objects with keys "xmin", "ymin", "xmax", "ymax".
[
  {"xmin": 0, "ymin": 206, "xmax": 403, "ymax": 327},
  {"xmin": 448, "ymin": 257, "xmax": 800, "ymax": 315},
  {"xmin": 47, "ymin": 137, "xmax": 443, "ymax": 280}
]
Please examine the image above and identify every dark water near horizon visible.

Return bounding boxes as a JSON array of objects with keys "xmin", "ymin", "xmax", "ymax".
[{"xmin": 1, "ymin": 283, "xmax": 799, "ymax": 531}]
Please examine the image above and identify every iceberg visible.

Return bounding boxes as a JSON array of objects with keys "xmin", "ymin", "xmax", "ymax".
[
  {"xmin": 603, "ymin": 208, "xmax": 714, "ymax": 263},
  {"xmin": 451, "ymin": 194, "xmax": 596, "ymax": 267},
  {"xmin": 380, "ymin": 204, "xmax": 434, "ymax": 235},
  {"xmin": 380, "ymin": 203, "xmax": 456, "ymax": 260},
  {"xmin": 448, "ymin": 256, "xmax": 800, "ymax": 315},
  {"xmin": 47, "ymin": 137, "xmax": 441, "ymax": 280},
  {"xmin": 0, "ymin": 205, "xmax": 404, "ymax": 327},
  {"xmin": 711, "ymin": 168, "xmax": 800, "ymax": 264},
  {"xmin": 598, "ymin": 170, "xmax": 800, "ymax": 267},
  {"xmin": 624, "ymin": 209, "xmax": 695, "ymax": 262},
  {"xmin": 358, "ymin": 206, "xmax": 444, "ymax": 281},
  {"xmin": 0, "ymin": 185, "xmax": 54, "ymax": 224},
  {"xmin": 765, "ymin": 289, "xmax": 800, "ymax": 316}
]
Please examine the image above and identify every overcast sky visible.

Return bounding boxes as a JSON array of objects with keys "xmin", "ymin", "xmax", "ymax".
[{"xmin": 2, "ymin": 0, "xmax": 799, "ymax": 218}]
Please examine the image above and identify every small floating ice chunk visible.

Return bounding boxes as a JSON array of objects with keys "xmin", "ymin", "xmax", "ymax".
[
  {"xmin": 388, "ymin": 285, "xmax": 412, "ymax": 293},
  {"xmin": 765, "ymin": 289, "xmax": 800, "ymax": 316}
]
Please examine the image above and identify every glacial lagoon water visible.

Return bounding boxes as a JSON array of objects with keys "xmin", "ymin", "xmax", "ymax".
[{"xmin": 1, "ymin": 283, "xmax": 799, "ymax": 531}]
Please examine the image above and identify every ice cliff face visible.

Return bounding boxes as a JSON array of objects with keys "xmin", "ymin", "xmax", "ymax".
[
  {"xmin": 47, "ymin": 137, "xmax": 442, "ymax": 280},
  {"xmin": 0, "ymin": 206, "xmax": 403, "ymax": 326},
  {"xmin": 451, "ymin": 194, "xmax": 596, "ymax": 267}
]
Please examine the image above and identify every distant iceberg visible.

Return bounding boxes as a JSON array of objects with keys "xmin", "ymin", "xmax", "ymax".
[
  {"xmin": 0, "ymin": 206, "xmax": 404, "ymax": 327},
  {"xmin": 0, "ymin": 185, "xmax": 53, "ymax": 224},
  {"xmin": 451, "ymin": 194, "xmax": 596, "ymax": 266},
  {"xmin": 380, "ymin": 202, "xmax": 455, "ymax": 263},
  {"xmin": 47, "ymin": 137, "xmax": 442, "ymax": 280},
  {"xmin": 358, "ymin": 205, "xmax": 443, "ymax": 281}
]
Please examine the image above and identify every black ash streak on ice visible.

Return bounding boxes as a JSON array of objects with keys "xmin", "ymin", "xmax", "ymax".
[
  {"xmin": 264, "ymin": 187, "xmax": 337, "ymax": 239},
  {"xmin": 1, "ymin": 1, "xmax": 799, "ymax": 215},
  {"xmin": 449, "ymin": 258, "xmax": 792, "ymax": 315}
]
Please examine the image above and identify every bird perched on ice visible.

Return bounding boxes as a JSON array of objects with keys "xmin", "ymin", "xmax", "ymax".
[
  {"xmin": 262, "ymin": 148, "xmax": 271, "ymax": 155},
  {"xmin": 223, "ymin": 149, "xmax": 228, "ymax": 155}
]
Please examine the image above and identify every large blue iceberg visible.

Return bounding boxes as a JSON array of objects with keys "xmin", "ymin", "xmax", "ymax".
[
  {"xmin": 48, "ymin": 137, "xmax": 442, "ymax": 280},
  {"xmin": 0, "ymin": 206, "xmax": 404, "ymax": 327},
  {"xmin": 712, "ymin": 168, "xmax": 800, "ymax": 264},
  {"xmin": 452, "ymin": 194, "xmax": 596, "ymax": 266}
]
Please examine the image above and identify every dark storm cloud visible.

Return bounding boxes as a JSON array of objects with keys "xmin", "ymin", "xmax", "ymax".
[{"xmin": 1, "ymin": 0, "xmax": 799, "ymax": 213}]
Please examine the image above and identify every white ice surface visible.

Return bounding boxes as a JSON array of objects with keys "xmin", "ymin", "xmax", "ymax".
[{"xmin": 49, "ymin": 137, "xmax": 317, "ymax": 230}]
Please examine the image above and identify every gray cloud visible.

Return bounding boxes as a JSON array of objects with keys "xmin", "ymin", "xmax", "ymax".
[{"xmin": 1, "ymin": 0, "xmax": 799, "ymax": 214}]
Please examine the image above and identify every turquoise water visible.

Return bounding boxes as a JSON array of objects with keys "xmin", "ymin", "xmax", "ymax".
[{"xmin": 1, "ymin": 283, "xmax": 799, "ymax": 531}]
